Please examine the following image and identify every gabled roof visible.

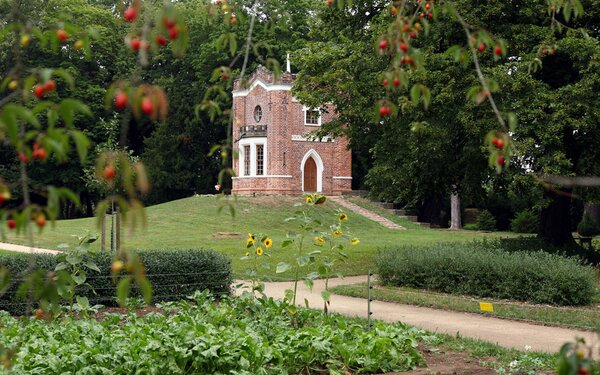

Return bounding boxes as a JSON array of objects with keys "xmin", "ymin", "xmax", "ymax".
[{"xmin": 232, "ymin": 65, "xmax": 296, "ymax": 98}]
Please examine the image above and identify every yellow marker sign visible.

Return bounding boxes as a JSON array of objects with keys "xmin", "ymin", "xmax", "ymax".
[{"xmin": 479, "ymin": 302, "xmax": 494, "ymax": 313}]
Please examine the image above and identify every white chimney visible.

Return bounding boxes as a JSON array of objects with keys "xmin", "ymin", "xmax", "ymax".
[{"xmin": 286, "ymin": 53, "xmax": 291, "ymax": 73}]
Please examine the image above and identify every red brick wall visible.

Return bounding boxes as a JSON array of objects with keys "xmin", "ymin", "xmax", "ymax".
[{"xmin": 232, "ymin": 68, "xmax": 352, "ymax": 195}]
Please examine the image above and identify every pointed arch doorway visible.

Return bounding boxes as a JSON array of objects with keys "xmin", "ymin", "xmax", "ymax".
[{"xmin": 301, "ymin": 149, "xmax": 323, "ymax": 193}]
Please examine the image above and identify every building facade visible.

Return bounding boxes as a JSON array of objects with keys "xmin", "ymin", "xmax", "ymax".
[{"xmin": 231, "ymin": 66, "xmax": 352, "ymax": 195}]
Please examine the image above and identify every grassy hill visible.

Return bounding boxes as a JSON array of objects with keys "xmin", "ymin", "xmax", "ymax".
[{"xmin": 2, "ymin": 195, "xmax": 518, "ymax": 277}]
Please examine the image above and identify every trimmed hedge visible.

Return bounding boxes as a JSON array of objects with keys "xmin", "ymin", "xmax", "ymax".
[
  {"xmin": 0, "ymin": 249, "xmax": 232, "ymax": 315},
  {"xmin": 376, "ymin": 243, "xmax": 597, "ymax": 306}
]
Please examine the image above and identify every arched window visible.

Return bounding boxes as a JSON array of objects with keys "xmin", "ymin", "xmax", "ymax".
[{"xmin": 254, "ymin": 105, "xmax": 263, "ymax": 123}]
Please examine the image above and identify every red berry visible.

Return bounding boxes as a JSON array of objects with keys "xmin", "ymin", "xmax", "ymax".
[
  {"xmin": 496, "ymin": 139, "xmax": 504, "ymax": 149},
  {"xmin": 18, "ymin": 152, "xmax": 28, "ymax": 163},
  {"xmin": 216, "ymin": 0, "xmax": 222, "ymax": 4},
  {"xmin": 35, "ymin": 214, "xmax": 46, "ymax": 228},
  {"xmin": 497, "ymin": 156, "xmax": 505, "ymax": 166},
  {"xmin": 379, "ymin": 106, "xmax": 391, "ymax": 117},
  {"xmin": 168, "ymin": 26, "xmax": 179, "ymax": 40},
  {"xmin": 382, "ymin": 79, "xmax": 389, "ymax": 87},
  {"xmin": 478, "ymin": 43, "xmax": 486, "ymax": 52},
  {"xmin": 43, "ymin": 80, "xmax": 56, "ymax": 92},
  {"xmin": 393, "ymin": 78, "xmax": 400, "ymax": 87},
  {"xmin": 103, "ymin": 166, "xmax": 116, "ymax": 180},
  {"xmin": 114, "ymin": 91, "xmax": 128, "ymax": 110},
  {"xmin": 420, "ymin": 12, "xmax": 425, "ymax": 18},
  {"xmin": 156, "ymin": 34, "xmax": 167, "ymax": 46},
  {"xmin": 162, "ymin": 16, "xmax": 176, "ymax": 29},
  {"xmin": 7, "ymin": 219, "xmax": 16, "ymax": 230},
  {"xmin": 130, "ymin": 38, "xmax": 141, "ymax": 51},
  {"xmin": 428, "ymin": 12, "xmax": 433, "ymax": 19},
  {"xmin": 56, "ymin": 29, "xmax": 68, "ymax": 43},
  {"xmin": 578, "ymin": 367, "xmax": 590, "ymax": 375},
  {"xmin": 400, "ymin": 43, "xmax": 408, "ymax": 52},
  {"xmin": 327, "ymin": 0, "xmax": 333, "ymax": 5},
  {"xmin": 124, "ymin": 7, "xmax": 137, "ymax": 22},
  {"xmin": 32, "ymin": 148, "xmax": 48, "ymax": 160},
  {"xmin": 141, "ymin": 97, "xmax": 154, "ymax": 115},
  {"xmin": 494, "ymin": 46, "xmax": 503, "ymax": 56},
  {"xmin": 410, "ymin": 31, "xmax": 417, "ymax": 38},
  {"xmin": 425, "ymin": 2, "xmax": 431, "ymax": 10},
  {"xmin": 33, "ymin": 85, "xmax": 45, "ymax": 99},
  {"xmin": 379, "ymin": 39, "xmax": 388, "ymax": 50},
  {"xmin": 222, "ymin": 73, "xmax": 229, "ymax": 80}
]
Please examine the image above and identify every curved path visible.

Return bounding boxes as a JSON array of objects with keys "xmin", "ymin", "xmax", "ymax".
[
  {"xmin": 0, "ymin": 242, "xmax": 60, "ymax": 254},
  {"xmin": 329, "ymin": 197, "xmax": 405, "ymax": 230},
  {"xmin": 259, "ymin": 276, "xmax": 598, "ymax": 356}
]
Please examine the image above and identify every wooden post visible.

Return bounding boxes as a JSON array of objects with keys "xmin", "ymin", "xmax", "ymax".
[
  {"xmin": 115, "ymin": 207, "xmax": 121, "ymax": 252},
  {"xmin": 101, "ymin": 213, "xmax": 106, "ymax": 251}
]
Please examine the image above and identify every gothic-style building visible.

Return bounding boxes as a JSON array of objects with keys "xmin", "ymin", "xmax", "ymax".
[{"xmin": 231, "ymin": 66, "xmax": 352, "ymax": 195}]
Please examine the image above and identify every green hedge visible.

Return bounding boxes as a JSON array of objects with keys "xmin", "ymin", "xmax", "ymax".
[
  {"xmin": 376, "ymin": 244, "xmax": 597, "ymax": 306},
  {"xmin": 0, "ymin": 249, "xmax": 232, "ymax": 315}
]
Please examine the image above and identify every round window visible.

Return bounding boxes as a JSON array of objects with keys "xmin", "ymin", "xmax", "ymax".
[{"xmin": 254, "ymin": 105, "xmax": 263, "ymax": 123}]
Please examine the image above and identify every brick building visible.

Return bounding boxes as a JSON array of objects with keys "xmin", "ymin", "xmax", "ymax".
[{"xmin": 231, "ymin": 66, "xmax": 352, "ymax": 195}]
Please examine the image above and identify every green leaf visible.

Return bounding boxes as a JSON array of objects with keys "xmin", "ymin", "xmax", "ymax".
[
  {"xmin": 321, "ymin": 290, "xmax": 331, "ymax": 302},
  {"xmin": 116, "ymin": 277, "xmax": 132, "ymax": 307},
  {"xmin": 71, "ymin": 130, "xmax": 91, "ymax": 163},
  {"xmin": 76, "ymin": 296, "xmax": 90, "ymax": 309},
  {"xmin": 84, "ymin": 260, "xmax": 101, "ymax": 273},
  {"xmin": 303, "ymin": 278, "xmax": 314, "ymax": 290},
  {"xmin": 137, "ymin": 277, "xmax": 153, "ymax": 305},
  {"xmin": 276, "ymin": 262, "xmax": 292, "ymax": 274}
]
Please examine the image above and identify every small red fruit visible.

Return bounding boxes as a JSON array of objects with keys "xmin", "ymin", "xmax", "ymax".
[
  {"xmin": 130, "ymin": 38, "xmax": 141, "ymax": 51},
  {"xmin": 103, "ymin": 165, "xmax": 116, "ymax": 180},
  {"xmin": 420, "ymin": 12, "xmax": 425, "ymax": 18},
  {"xmin": 163, "ymin": 16, "xmax": 176, "ymax": 29},
  {"xmin": 168, "ymin": 26, "xmax": 179, "ymax": 40},
  {"xmin": 32, "ymin": 148, "xmax": 48, "ymax": 161},
  {"xmin": 497, "ymin": 156, "xmax": 505, "ymax": 166},
  {"xmin": 379, "ymin": 39, "xmax": 388, "ymax": 50},
  {"xmin": 410, "ymin": 31, "xmax": 417, "ymax": 38},
  {"xmin": 18, "ymin": 152, "xmax": 28, "ymax": 163},
  {"xmin": 222, "ymin": 73, "xmax": 229, "ymax": 80},
  {"xmin": 400, "ymin": 43, "xmax": 408, "ymax": 52},
  {"xmin": 495, "ymin": 139, "xmax": 504, "ymax": 149},
  {"xmin": 578, "ymin": 367, "xmax": 590, "ymax": 375},
  {"xmin": 141, "ymin": 97, "xmax": 154, "ymax": 115},
  {"xmin": 379, "ymin": 106, "xmax": 391, "ymax": 117},
  {"xmin": 34, "ymin": 308, "xmax": 44, "ymax": 319},
  {"xmin": 33, "ymin": 85, "xmax": 45, "ymax": 99},
  {"xmin": 425, "ymin": 2, "xmax": 431, "ymax": 10},
  {"xmin": 35, "ymin": 214, "xmax": 46, "ymax": 228},
  {"xmin": 56, "ymin": 29, "xmax": 68, "ymax": 43},
  {"xmin": 124, "ymin": 7, "xmax": 137, "ymax": 22},
  {"xmin": 382, "ymin": 79, "xmax": 389, "ymax": 87},
  {"xmin": 478, "ymin": 43, "xmax": 486, "ymax": 52},
  {"xmin": 43, "ymin": 80, "xmax": 56, "ymax": 92},
  {"xmin": 156, "ymin": 34, "xmax": 167, "ymax": 46},
  {"xmin": 7, "ymin": 219, "xmax": 16, "ymax": 230},
  {"xmin": 114, "ymin": 91, "xmax": 128, "ymax": 110},
  {"xmin": 393, "ymin": 77, "xmax": 400, "ymax": 87},
  {"xmin": 494, "ymin": 46, "xmax": 503, "ymax": 56}
]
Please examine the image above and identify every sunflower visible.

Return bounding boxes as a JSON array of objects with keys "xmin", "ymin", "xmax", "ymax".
[
  {"xmin": 246, "ymin": 233, "xmax": 255, "ymax": 246},
  {"xmin": 256, "ymin": 247, "xmax": 264, "ymax": 256},
  {"xmin": 245, "ymin": 252, "xmax": 250, "ymax": 257},
  {"xmin": 264, "ymin": 237, "xmax": 273, "ymax": 248},
  {"xmin": 305, "ymin": 195, "xmax": 313, "ymax": 203},
  {"xmin": 338, "ymin": 213, "xmax": 348, "ymax": 221},
  {"xmin": 351, "ymin": 238, "xmax": 360, "ymax": 245},
  {"xmin": 314, "ymin": 236, "xmax": 326, "ymax": 245},
  {"xmin": 333, "ymin": 229, "xmax": 343, "ymax": 237}
]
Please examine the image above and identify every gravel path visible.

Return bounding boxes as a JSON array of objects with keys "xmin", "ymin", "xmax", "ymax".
[
  {"xmin": 0, "ymin": 242, "xmax": 60, "ymax": 255},
  {"xmin": 329, "ymin": 197, "xmax": 405, "ymax": 230},
  {"xmin": 258, "ymin": 275, "xmax": 598, "ymax": 356}
]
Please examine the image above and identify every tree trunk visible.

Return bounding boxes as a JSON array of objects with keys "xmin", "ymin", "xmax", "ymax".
[
  {"xmin": 538, "ymin": 188, "xmax": 575, "ymax": 246},
  {"xmin": 449, "ymin": 186, "xmax": 462, "ymax": 230}
]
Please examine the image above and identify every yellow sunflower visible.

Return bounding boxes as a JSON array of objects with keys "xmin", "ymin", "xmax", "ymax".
[
  {"xmin": 305, "ymin": 195, "xmax": 313, "ymax": 203},
  {"xmin": 314, "ymin": 236, "xmax": 326, "ymax": 245},
  {"xmin": 256, "ymin": 247, "xmax": 264, "ymax": 256},
  {"xmin": 264, "ymin": 238, "xmax": 273, "ymax": 249},
  {"xmin": 351, "ymin": 238, "xmax": 360, "ymax": 245},
  {"xmin": 246, "ymin": 233, "xmax": 255, "ymax": 246},
  {"xmin": 338, "ymin": 213, "xmax": 348, "ymax": 221},
  {"xmin": 333, "ymin": 229, "xmax": 343, "ymax": 237},
  {"xmin": 245, "ymin": 252, "xmax": 250, "ymax": 257}
]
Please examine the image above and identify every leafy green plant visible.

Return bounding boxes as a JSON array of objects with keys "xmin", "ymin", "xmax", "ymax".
[
  {"xmin": 557, "ymin": 336, "xmax": 595, "ymax": 375},
  {"xmin": 0, "ymin": 293, "xmax": 423, "ymax": 374},
  {"xmin": 510, "ymin": 210, "xmax": 539, "ymax": 234},
  {"xmin": 238, "ymin": 232, "xmax": 273, "ymax": 298},
  {"xmin": 376, "ymin": 243, "xmax": 596, "ymax": 305},
  {"xmin": 477, "ymin": 210, "xmax": 497, "ymax": 231},
  {"xmin": 54, "ymin": 232, "xmax": 101, "ymax": 315},
  {"xmin": 577, "ymin": 212, "xmax": 600, "ymax": 237},
  {"xmin": 463, "ymin": 223, "xmax": 479, "ymax": 231}
]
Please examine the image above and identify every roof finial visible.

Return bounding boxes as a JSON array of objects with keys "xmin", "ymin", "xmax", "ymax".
[{"xmin": 286, "ymin": 53, "xmax": 291, "ymax": 73}]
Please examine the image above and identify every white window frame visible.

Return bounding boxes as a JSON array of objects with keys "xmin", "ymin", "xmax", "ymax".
[
  {"xmin": 239, "ymin": 139, "xmax": 268, "ymax": 177},
  {"xmin": 303, "ymin": 106, "xmax": 322, "ymax": 126}
]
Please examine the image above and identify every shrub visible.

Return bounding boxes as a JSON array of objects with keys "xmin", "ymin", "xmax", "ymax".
[
  {"xmin": 510, "ymin": 210, "xmax": 539, "ymax": 233},
  {"xmin": 463, "ymin": 223, "xmax": 479, "ymax": 231},
  {"xmin": 577, "ymin": 212, "xmax": 600, "ymax": 237},
  {"xmin": 477, "ymin": 210, "xmax": 497, "ymax": 231},
  {"xmin": 0, "ymin": 249, "xmax": 232, "ymax": 315},
  {"xmin": 376, "ymin": 243, "xmax": 596, "ymax": 306}
]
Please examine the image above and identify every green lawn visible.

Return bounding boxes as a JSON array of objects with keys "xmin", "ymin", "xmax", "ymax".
[
  {"xmin": 2, "ymin": 195, "xmax": 521, "ymax": 277},
  {"xmin": 331, "ymin": 283, "xmax": 600, "ymax": 331}
]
